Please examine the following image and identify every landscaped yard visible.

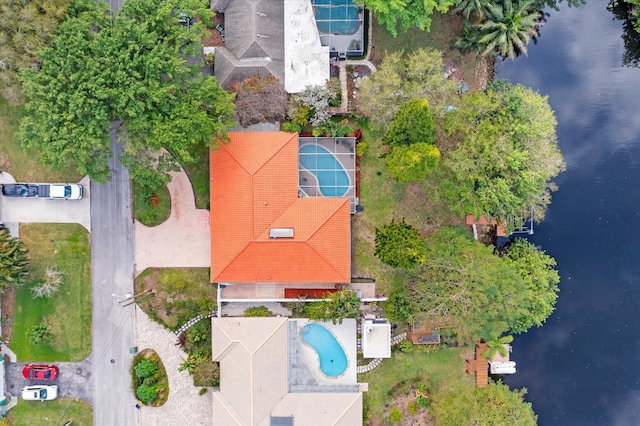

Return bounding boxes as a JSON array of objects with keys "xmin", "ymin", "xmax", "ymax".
[
  {"xmin": 350, "ymin": 119, "xmax": 462, "ymax": 292},
  {"xmin": 134, "ymin": 268, "xmax": 215, "ymax": 331},
  {"xmin": 0, "ymin": 99, "xmax": 82, "ymax": 182},
  {"xmin": 9, "ymin": 399, "xmax": 93, "ymax": 426},
  {"xmin": 361, "ymin": 347, "xmax": 471, "ymax": 424},
  {"xmin": 133, "ymin": 182, "xmax": 171, "ymax": 226},
  {"xmin": 369, "ymin": 12, "xmax": 482, "ymax": 91},
  {"xmin": 11, "ymin": 224, "xmax": 91, "ymax": 361}
]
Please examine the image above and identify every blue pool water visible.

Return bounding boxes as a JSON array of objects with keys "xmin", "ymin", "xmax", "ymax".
[
  {"xmin": 313, "ymin": 0, "xmax": 361, "ymax": 35},
  {"xmin": 299, "ymin": 144, "xmax": 349, "ymax": 197},
  {"xmin": 300, "ymin": 323, "xmax": 348, "ymax": 377}
]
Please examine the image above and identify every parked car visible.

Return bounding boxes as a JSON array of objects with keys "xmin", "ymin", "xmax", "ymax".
[
  {"xmin": 0, "ymin": 183, "xmax": 82, "ymax": 200},
  {"xmin": 1, "ymin": 184, "xmax": 38, "ymax": 197},
  {"xmin": 22, "ymin": 385, "xmax": 58, "ymax": 401},
  {"xmin": 22, "ymin": 364, "xmax": 58, "ymax": 380}
]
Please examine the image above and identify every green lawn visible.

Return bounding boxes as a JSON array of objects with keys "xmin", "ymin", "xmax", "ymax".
[
  {"xmin": 0, "ymin": 99, "xmax": 82, "ymax": 182},
  {"xmin": 182, "ymin": 144, "xmax": 210, "ymax": 210},
  {"xmin": 11, "ymin": 224, "xmax": 91, "ymax": 361},
  {"xmin": 9, "ymin": 399, "xmax": 93, "ymax": 426},
  {"xmin": 361, "ymin": 347, "xmax": 472, "ymax": 421}
]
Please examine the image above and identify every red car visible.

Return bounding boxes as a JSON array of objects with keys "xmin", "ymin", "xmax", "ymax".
[{"xmin": 22, "ymin": 364, "xmax": 58, "ymax": 381}]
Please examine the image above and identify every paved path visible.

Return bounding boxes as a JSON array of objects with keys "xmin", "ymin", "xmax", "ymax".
[
  {"xmin": 5, "ymin": 358, "xmax": 93, "ymax": 404},
  {"xmin": 0, "ymin": 174, "xmax": 91, "ymax": 233},
  {"xmin": 135, "ymin": 308, "xmax": 212, "ymax": 426},
  {"xmin": 90, "ymin": 133, "xmax": 136, "ymax": 426},
  {"xmin": 134, "ymin": 167, "xmax": 210, "ymax": 276}
]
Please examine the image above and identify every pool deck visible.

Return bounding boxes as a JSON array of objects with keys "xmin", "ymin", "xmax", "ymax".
[{"xmin": 291, "ymin": 319, "xmax": 358, "ymax": 386}]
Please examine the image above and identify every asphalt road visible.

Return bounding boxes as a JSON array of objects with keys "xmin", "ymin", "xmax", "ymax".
[
  {"xmin": 90, "ymin": 129, "xmax": 135, "ymax": 426},
  {"xmin": 6, "ymin": 359, "xmax": 92, "ymax": 404}
]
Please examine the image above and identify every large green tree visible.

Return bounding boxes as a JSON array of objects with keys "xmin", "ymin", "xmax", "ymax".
[
  {"xmin": 0, "ymin": 0, "xmax": 72, "ymax": 103},
  {"xmin": 19, "ymin": 0, "xmax": 235, "ymax": 189},
  {"xmin": 386, "ymin": 143, "xmax": 440, "ymax": 183},
  {"xmin": 358, "ymin": 48, "xmax": 458, "ymax": 131},
  {"xmin": 357, "ymin": 0, "xmax": 457, "ymax": 37},
  {"xmin": 476, "ymin": 0, "xmax": 542, "ymax": 59},
  {"xmin": 437, "ymin": 80, "xmax": 565, "ymax": 231},
  {"xmin": 384, "ymin": 99, "xmax": 436, "ymax": 147},
  {"xmin": 407, "ymin": 226, "xmax": 527, "ymax": 342},
  {"xmin": 501, "ymin": 238, "xmax": 560, "ymax": 332},
  {"xmin": 374, "ymin": 219, "xmax": 426, "ymax": 269},
  {"xmin": 431, "ymin": 382, "xmax": 537, "ymax": 426},
  {"xmin": 0, "ymin": 228, "xmax": 30, "ymax": 293}
]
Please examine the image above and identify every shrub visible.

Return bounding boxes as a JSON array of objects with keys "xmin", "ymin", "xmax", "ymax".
[
  {"xmin": 193, "ymin": 360, "xmax": 220, "ymax": 387},
  {"xmin": 389, "ymin": 406, "xmax": 402, "ymax": 424},
  {"xmin": 199, "ymin": 387, "xmax": 208, "ymax": 395},
  {"xmin": 135, "ymin": 360, "xmax": 158, "ymax": 378},
  {"xmin": 229, "ymin": 73, "xmax": 289, "ymax": 127},
  {"xmin": 374, "ymin": 219, "xmax": 426, "ymax": 269},
  {"xmin": 407, "ymin": 400, "xmax": 419, "ymax": 416},
  {"xmin": 386, "ymin": 143, "xmax": 440, "ymax": 183},
  {"xmin": 136, "ymin": 384, "xmax": 158, "ymax": 403},
  {"xmin": 26, "ymin": 324, "xmax": 52, "ymax": 346},
  {"xmin": 384, "ymin": 98, "xmax": 436, "ymax": 147},
  {"xmin": 290, "ymin": 84, "xmax": 336, "ymax": 126},
  {"xmin": 244, "ymin": 306, "xmax": 272, "ymax": 317},
  {"xmin": 398, "ymin": 339, "xmax": 414, "ymax": 354},
  {"xmin": 282, "ymin": 121, "xmax": 302, "ymax": 133}
]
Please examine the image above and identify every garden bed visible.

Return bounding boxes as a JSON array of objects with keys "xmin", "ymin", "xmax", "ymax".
[{"xmin": 131, "ymin": 348, "xmax": 169, "ymax": 406}]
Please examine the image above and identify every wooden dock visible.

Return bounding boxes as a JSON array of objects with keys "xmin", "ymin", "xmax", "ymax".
[{"xmin": 465, "ymin": 342, "xmax": 488, "ymax": 388}]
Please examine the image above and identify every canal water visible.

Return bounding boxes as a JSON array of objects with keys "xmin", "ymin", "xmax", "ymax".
[{"xmin": 496, "ymin": 1, "xmax": 640, "ymax": 424}]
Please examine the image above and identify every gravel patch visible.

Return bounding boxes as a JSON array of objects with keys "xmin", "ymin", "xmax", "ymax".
[{"xmin": 134, "ymin": 308, "xmax": 212, "ymax": 426}]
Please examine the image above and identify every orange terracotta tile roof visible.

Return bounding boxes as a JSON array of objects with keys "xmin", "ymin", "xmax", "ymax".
[{"xmin": 210, "ymin": 132, "xmax": 351, "ymax": 283}]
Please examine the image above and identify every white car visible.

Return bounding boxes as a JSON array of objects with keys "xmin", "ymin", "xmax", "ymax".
[
  {"xmin": 47, "ymin": 184, "xmax": 83, "ymax": 200},
  {"xmin": 22, "ymin": 385, "xmax": 58, "ymax": 401}
]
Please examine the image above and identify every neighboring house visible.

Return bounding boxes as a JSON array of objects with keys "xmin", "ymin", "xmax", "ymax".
[
  {"xmin": 211, "ymin": 0, "xmax": 329, "ymax": 93},
  {"xmin": 210, "ymin": 132, "xmax": 351, "ymax": 284},
  {"xmin": 211, "ymin": 317, "xmax": 364, "ymax": 425}
]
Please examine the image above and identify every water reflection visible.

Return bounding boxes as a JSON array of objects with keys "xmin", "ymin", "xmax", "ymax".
[
  {"xmin": 496, "ymin": 1, "xmax": 640, "ymax": 425},
  {"xmin": 608, "ymin": 0, "xmax": 640, "ymax": 67}
]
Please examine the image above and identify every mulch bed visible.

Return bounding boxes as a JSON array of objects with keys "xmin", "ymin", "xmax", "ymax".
[{"xmin": 202, "ymin": 14, "xmax": 224, "ymax": 47}]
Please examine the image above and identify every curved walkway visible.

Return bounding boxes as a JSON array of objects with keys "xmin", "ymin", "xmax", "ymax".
[
  {"xmin": 134, "ymin": 168, "xmax": 210, "ymax": 276},
  {"xmin": 356, "ymin": 332, "xmax": 407, "ymax": 374},
  {"xmin": 135, "ymin": 308, "xmax": 212, "ymax": 426}
]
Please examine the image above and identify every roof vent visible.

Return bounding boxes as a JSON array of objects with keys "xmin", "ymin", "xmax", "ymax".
[{"xmin": 269, "ymin": 228, "xmax": 294, "ymax": 239}]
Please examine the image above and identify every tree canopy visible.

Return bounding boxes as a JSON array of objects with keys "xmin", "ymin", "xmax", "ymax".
[
  {"xmin": 0, "ymin": 0, "xmax": 72, "ymax": 103},
  {"xmin": 437, "ymin": 80, "xmax": 565, "ymax": 231},
  {"xmin": 386, "ymin": 143, "xmax": 440, "ymax": 183},
  {"xmin": 374, "ymin": 219, "xmax": 426, "ymax": 269},
  {"xmin": 19, "ymin": 0, "xmax": 235, "ymax": 189},
  {"xmin": 229, "ymin": 73, "xmax": 289, "ymax": 127},
  {"xmin": 384, "ymin": 99, "xmax": 436, "ymax": 147},
  {"xmin": 357, "ymin": 0, "xmax": 457, "ymax": 37},
  {"xmin": 399, "ymin": 226, "xmax": 559, "ymax": 342},
  {"xmin": 358, "ymin": 48, "xmax": 458, "ymax": 131},
  {"xmin": 431, "ymin": 382, "xmax": 537, "ymax": 426}
]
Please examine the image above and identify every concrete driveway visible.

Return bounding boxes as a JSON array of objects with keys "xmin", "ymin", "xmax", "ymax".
[
  {"xmin": 5, "ymin": 358, "xmax": 93, "ymax": 404},
  {"xmin": 0, "ymin": 173, "xmax": 91, "ymax": 233},
  {"xmin": 134, "ymin": 167, "xmax": 210, "ymax": 276}
]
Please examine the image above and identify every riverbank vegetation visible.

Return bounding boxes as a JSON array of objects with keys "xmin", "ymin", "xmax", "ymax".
[{"xmin": 355, "ymin": 7, "xmax": 563, "ymax": 424}]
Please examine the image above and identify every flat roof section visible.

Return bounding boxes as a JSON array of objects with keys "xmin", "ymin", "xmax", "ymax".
[{"xmin": 361, "ymin": 319, "xmax": 391, "ymax": 358}]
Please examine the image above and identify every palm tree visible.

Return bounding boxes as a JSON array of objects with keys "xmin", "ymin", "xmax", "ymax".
[
  {"xmin": 0, "ymin": 228, "xmax": 30, "ymax": 292},
  {"xmin": 455, "ymin": 0, "xmax": 491, "ymax": 21},
  {"xmin": 482, "ymin": 334, "xmax": 514, "ymax": 360},
  {"xmin": 477, "ymin": 0, "xmax": 542, "ymax": 59}
]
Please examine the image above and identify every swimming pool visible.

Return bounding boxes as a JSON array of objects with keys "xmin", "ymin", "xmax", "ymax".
[
  {"xmin": 312, "ymin": 0, "xmax": 361, "ymax": 35},
  {"xmin": 300, "ymin": 323, "xmax": 348, "ymax": 377},
  {"xmin": 299, "ymin": 144, "xmax": 350, "ymax": 197}
]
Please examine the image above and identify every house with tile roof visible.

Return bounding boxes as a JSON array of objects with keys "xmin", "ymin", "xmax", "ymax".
[
  {"xmin": 211, "ymin": 0, "xmax": 329, "ymax": 93},
  {"xmin": 211, "ymin": 317, "xmax": 364, "ymax": 425},
  {"xmin": 210, "ymin": 131, "xmax": 351, "ymax": 285}
]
